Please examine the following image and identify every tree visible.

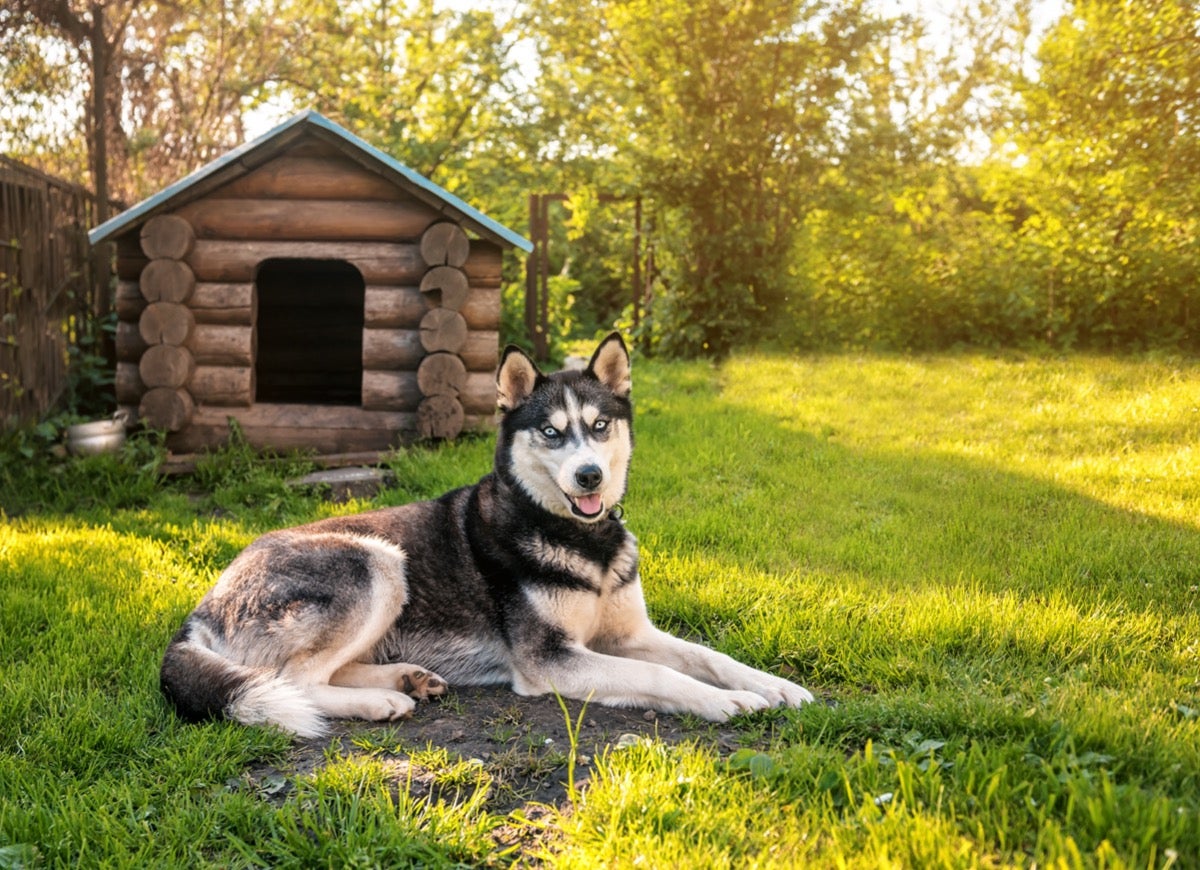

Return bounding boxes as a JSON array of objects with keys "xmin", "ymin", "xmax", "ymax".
[
  {"xmin": 262, "ymin": 1, "xmax": 531, "ymax": 206},
  {"xmin": 790, "ymin": 0, "xmax": 1038, "ymax": 349},
  {"xmin": 1, "ymin": 1, "xmax": 321, "ymax": 204},
  {"xmin": 4, "ymin": 1, "xmax": 121, "ymax": 222},
  {"xmin": 1001, "ymin": 0, "xmax": 1200, "ymax": 347},
  {"xmin": 530, "ymin": 0, "xmax": 888, "ymax": 356}
]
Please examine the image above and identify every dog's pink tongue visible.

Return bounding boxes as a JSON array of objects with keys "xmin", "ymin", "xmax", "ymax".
[{"xmin": 575, "ymin": 494, "xmax": 603, "ymax": 516}]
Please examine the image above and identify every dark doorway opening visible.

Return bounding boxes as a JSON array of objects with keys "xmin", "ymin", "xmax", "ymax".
[{"xmin": 255, "ymin": 259, "xmax": 364, "ymax": 405}]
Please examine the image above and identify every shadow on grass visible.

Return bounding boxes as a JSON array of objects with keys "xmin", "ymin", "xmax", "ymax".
[
  {"xmin": 631, "ymin": 361, "xmax": 1197, "ymax": 613},
  {"xmin": 622, "ymin": 360, "xmax": 1199, "ymax": 793}
]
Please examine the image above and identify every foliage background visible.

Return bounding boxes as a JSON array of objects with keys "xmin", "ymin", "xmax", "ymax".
[{"xmin": 2, "ymin": 0, "xmax": 1196, "ymax": 358}]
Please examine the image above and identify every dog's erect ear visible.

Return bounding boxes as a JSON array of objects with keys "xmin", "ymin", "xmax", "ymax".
[
  {"xmin": 497, "ymin": 345, "xmax": 543, "ymax": 412},
  {"xmin": 586, "ymin": 332, "xmax": 631, "ymax": 398}
]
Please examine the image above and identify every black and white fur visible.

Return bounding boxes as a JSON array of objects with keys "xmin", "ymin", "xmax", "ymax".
[{"xmin": 160, "ymin": 334, "xmax": 813, "ymax": 737}]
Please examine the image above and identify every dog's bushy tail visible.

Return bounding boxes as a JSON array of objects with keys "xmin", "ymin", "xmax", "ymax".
[{"xmin": 159, "ymin": 623, "xmax": 326, "ymax": 738}]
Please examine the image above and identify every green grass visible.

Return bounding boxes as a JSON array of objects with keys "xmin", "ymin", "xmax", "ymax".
[{"xmin": 2, "ymin": 351, "xmax": 1199, "ymax": 867}]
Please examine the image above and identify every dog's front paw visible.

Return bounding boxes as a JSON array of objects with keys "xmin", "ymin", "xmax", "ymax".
[
  {"xmin": 764, "ymin": 677, "xmax": 815, "ymax": 708},
  {"xmin": 699, "ymin": 689, "xmax": 772, "ymax": 722},
  {"xmin": 720, "ymin": 667, "xmax": 816, "ymax": 710}
]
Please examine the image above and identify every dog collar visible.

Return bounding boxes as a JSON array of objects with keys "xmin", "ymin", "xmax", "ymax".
[{"xmin": 609, "ymin": 503, "xmax": 625, "ymax": 521}]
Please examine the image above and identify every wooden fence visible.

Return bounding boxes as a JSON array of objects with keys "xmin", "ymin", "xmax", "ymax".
[{"xmin": 0, "ymin": 156, "xmax": 108, "ymax": 429}]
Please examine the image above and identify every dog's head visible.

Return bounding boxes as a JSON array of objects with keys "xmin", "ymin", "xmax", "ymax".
[{"xmin": 495, "ymin": 333, "xmax": 633, "ymax": 524}]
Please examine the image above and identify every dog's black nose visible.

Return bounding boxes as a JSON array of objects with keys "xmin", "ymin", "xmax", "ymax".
[{"xmin": 575, "ymin": 465, "xmax": 603, "ymax": 491}]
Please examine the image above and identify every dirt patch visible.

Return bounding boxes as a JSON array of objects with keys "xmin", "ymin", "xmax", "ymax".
[
  {"xmin": 234, "ymin": 685, "xmax": 762, "ymax": 856},
  {"xmin": 245, "ymin": 686, "xmax": 753, "ymax": 808}
]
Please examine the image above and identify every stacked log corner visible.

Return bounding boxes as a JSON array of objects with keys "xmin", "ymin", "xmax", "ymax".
[
  {"xmin": 116, "ymin": 214, "xmax": 258, "ymax": 431},
  {"xmin": 415, "ymin": 221, "xmax": 488, "ymax": 440},
  {"xmin": 128, "ymin": 215, "xmax": 199, "ymax": 432},
  {"xmin": 357, "ymin": 221, "xmax": 502, "ymax": 442}
]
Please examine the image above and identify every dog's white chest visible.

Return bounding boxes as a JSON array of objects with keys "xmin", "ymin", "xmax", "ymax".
[
  {"xmin": 526, "ymin": 582, "xmax": 641, "ymax": 645},
  {"xmin": 528, "ymin": 587, "xmax": 604, "ymax": 643},
  {"xmin": 520, "ymin": 533, "xmax": 641, "ymax": 644}
]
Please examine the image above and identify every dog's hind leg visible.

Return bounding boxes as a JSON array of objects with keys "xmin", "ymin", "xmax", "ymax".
[
  {"xmin": 275, "ymin": 535, "xmax": 423, "ymax": 725},
  {"xmin": 330, "ymin": 662, "xmax": 448, "ymax": 700},
  {"xmin": 295, "ymin": 684, "xmax": 417, "ymax": 722}
]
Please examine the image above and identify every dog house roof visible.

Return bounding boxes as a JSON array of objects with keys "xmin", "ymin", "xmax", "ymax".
[{"xmin": 89, "ymin": 109, "xmax": 532, "ymax": 253}]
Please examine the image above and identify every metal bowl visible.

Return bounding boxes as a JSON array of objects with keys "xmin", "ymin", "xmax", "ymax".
[{"xmin": 65, "ymin": 416, "xmax": 128, "ymax": 456}]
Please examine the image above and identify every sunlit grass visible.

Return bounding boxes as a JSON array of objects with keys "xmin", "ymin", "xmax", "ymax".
[
  {"xmin": 2, "ymin": 350, "xmax": 1198, "ymax": 866},
  {"xmin": 716, "ymin": 353, "xmax": 1200, "ymax": 523},
  {"xmin": 577, "ymin": 350, "xmax": 1200, "ymax": 866}
]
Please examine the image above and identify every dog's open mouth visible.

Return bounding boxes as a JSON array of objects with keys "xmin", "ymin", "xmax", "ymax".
[{"xmin": 569, "ymin": 493, "xmax": 605, "ymax": 519}]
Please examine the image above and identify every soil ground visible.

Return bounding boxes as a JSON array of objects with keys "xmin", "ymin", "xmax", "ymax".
[{"xmin": 236, "ymin": 685, "xmax": 769, "ymax": 859}]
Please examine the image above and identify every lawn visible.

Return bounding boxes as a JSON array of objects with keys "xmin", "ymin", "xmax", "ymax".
[{"xmin": 2, "ymin": 351, "xmax": 1198, "ymax": 867}]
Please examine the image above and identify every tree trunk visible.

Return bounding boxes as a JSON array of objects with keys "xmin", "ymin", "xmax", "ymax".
[
  {"xmin": 361, "ymin": 370, "xmax": 496, "ymax": 414},
  {"xmin": 417, "ymin": 352, "xmax": 468, "ymax": 397},
  {"xmin": 115, "ymin": 320, "xmax": 148, "ymax": 362},
  {"xmin": 190, "ymin": 281, "xmax": 253, "ymax": 309},
  {"xmin": 140, "ymin": 214, "xmax": 196, "ymax": 259},
  {"xmin": 89, "ymin": 2, "xmax": 108, "ymax": 230},
  {"xmin": 190, "ymin": 365, "xmax": 255, "ymax": 406},
  {"xmin": 120, "ymin": 241, "xmax": 501, "ymax": 286},
  {"xmin": 138, "ymin": 344, "xmax": 196, "ymax": 389},
  {"xmin": 212, "ymin": 156, "xmax": 412, "ymax": 200},
  {"xmin": 418, "ymin": 308, "xmax": 468, "ymax": 353},
  {"xmin": 416, "ymin": 395, "xmax": 465, "ymax": 440},
  {"xmin": 190, "ymin": 282, "xmax": 256, "ymax": 325},
  {"xmin": 419, "ymin": 266, "xmax": 470, "ymax": 310},
  {"xmin": 188, "ymin": 324, "xmax": 254, "ymax": 366},
  {"xmin": 139, "ymin": 302, "xmax": 196, "ymax": 346},
  {"xmin": 115, "ymin": 362, "xmax": 145, "ymax": 404},
  {"xmin": 364, "ymin": 286, "xmax": 499, "ymax": 331},
  {"xmin": 174, "ymin": 198, "xmax": 439, "ymax": 242},
  {"xmin": 139, "ymin": 258, "xmax": 196, "ymax": 303},
  {"xmin": 362, "ymin": 328, "xmax": 498, "ymax": 371},
  {"xmin": 115, "ymin": 281, "xmax": 146, "ymax": 320},
  {"xmin": 139, "ymin": 387, "xmax": 195, "ymax": 432},
  {"xmin": 88, "ymin": 2, "xmax": 113, "ymax": 365},
  {"xmin": 420, "ymin": 222, "xmax": 470, "ymax": 267},
  {"xmin": 360, "ymin": 329, "xmax": 424, "ymax": 370},
  {"xmin": 185, "ymin": 240, "xmax": 426, "ymax": 283},
  {"xmin": 166, "ymin": 403, "xmax": 495, "ymax": 454}
]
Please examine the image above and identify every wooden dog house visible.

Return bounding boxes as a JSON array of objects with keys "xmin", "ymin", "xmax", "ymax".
[{"xmin": 89, "ymin": 110, "xmax": 531, "ymax": 455}]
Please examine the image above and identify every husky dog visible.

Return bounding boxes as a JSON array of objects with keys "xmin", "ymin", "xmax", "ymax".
[{"xmin": 160, "ymin": 334, "xmax": 813, "ymax": 737}]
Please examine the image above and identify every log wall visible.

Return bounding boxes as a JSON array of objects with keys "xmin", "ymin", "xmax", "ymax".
[{"xmin": 114, "ymin": 137, "xmax": 503, "ymax": 452}]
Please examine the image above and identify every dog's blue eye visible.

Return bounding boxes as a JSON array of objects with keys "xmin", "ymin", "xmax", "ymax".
[
  {"xmin": 541, "ymin": 425, "xmax": 561, "ymax": 439},
  {"xmin": 593, "ymin": 419, "xmax": 609, "ymax": 432}
]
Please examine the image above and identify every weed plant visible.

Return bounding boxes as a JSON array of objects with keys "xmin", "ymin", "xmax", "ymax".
[{"xmin": 1, "ymin": 351, "xmax": 1198, "ymax": 867}]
